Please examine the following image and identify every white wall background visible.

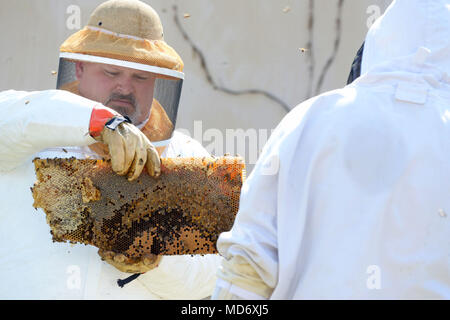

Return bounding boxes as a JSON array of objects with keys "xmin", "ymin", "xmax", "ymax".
[{"xmin": 0, "ymin": 0, "xmax": 392, "ymax": 172}]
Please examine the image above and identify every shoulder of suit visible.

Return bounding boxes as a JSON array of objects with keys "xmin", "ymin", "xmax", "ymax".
[{"xmin": 167, "ymin": 130, "xmax": 210, "ymax": 157}]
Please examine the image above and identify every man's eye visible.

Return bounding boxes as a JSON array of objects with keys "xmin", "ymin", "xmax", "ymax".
[
  {"xmin": 105, "ymin": 70, "xmax": 119, "ymax": 76},
  {"xmin": 135, "ymin": 75, "xmax": 148, "ymax": 81}
]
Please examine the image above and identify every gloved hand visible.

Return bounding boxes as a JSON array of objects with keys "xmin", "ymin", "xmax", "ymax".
[
  {"xmin": 90, "ymin": 105, "xmax": 162, "ymax": 273},
  {"xmin": 98, "ymin": 249, "xmax": 162, "ymax": 274},
  {"xmin": 89, "ymin": 105, "xmax": 160, "ymax": 181}
]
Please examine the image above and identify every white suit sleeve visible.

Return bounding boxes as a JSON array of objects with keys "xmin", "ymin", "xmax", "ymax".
[
  {"xmin": 212, "ymin": 127, "xmax": 283, "ymax": 299},
  {"xmin": 0, "ymin": 89, "xmax": 97, "ymax": 171}
]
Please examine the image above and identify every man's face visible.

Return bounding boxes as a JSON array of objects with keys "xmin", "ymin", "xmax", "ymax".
[{"xmin": 76, "ymin": 62, "xmax": 156, "ymax": 126}]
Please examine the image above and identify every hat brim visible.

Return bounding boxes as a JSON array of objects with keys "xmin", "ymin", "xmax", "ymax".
[{"xmin": 60, "ymin": 26, "xmax": 184, "ymax": 80}]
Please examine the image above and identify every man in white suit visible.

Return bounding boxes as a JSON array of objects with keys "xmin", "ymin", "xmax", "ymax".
[
  {"xmin": 0, "ymin": 0, "xmax": 220, "ymax": 299},
  {"xmin": 213, "ymin": 0, "xmax": 450, "ymax": 299}
]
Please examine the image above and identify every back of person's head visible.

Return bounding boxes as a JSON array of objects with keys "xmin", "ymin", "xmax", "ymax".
[{"xmin": 361, "ymin": 0, "xmax": 450, "ymax": 76}]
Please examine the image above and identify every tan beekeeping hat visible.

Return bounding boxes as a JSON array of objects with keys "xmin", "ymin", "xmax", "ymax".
[{"xmin": 60, "ymin": 0, "xmax": 184, "ymax": 79}]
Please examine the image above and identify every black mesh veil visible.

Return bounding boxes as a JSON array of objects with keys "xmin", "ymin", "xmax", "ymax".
[{"xmin": 56, "ymin": 55, "xmax": 183, "ymax": 146}]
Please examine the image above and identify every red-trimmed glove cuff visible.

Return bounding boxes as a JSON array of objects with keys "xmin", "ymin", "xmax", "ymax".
[{"xmin": 89, "ymin": 105, "xmax": 119, "ymax": 138}]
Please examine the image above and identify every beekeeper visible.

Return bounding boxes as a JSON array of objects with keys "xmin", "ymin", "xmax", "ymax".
[
  {"xmin": 212, "ymin": 0, "xmax": 450, "ymax": 299},
  {"xmin": 0, "ymin": 0, "xmax": 221, "ymax": 299}
]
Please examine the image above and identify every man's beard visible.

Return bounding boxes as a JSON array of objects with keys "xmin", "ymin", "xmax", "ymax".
[{"xmin": 104, "ymin": 92, "xmax": 139, "ymax": 124}]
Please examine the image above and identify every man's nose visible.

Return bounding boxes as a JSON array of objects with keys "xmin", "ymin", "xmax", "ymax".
[{"xmin": 115, "ymin": 76, "xmax": 134, "ymax": 95}]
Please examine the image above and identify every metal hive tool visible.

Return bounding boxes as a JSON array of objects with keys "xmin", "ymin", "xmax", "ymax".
[{"xmin": 31, "ymin": 157, "xmax": 244, "ymax": 261}]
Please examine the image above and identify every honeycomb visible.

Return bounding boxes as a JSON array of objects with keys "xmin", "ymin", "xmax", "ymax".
[{"xmin": 31, "ymin": 157, "xmax": 244, "ymax": 260}]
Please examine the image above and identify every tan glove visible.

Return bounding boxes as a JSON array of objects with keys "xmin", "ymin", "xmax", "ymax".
[
  {"xmin": 98, "ymin": 249, "xmax": 162, "ymax": 274},
  {"xmin": 96, "ymin": 120, "xmax": 163, "ymax": 273},
  {"xmin": 96, "ymin": 118, "xmax": 161, "ymax": 181}
]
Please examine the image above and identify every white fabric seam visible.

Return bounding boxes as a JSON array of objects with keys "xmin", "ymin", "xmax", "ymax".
[
  {"xmin": 87, "ymin": 26, "xmax": 148, "ymax": 41},
  {"xmin": 215, "ymin": 278, "xmax": 268, "ymax": 300}
]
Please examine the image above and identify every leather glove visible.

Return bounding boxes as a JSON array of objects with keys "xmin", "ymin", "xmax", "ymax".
[
  {"xmin": 90, "ymin": 105, "xmax": 162, "ymax": 273},
  {"xmin": 98, "ymin": 249, "xmax": 162, "ymax": 274},
  {"xmin": 89, "ymin": 105, "xmax": 160, "ymax": 181}
]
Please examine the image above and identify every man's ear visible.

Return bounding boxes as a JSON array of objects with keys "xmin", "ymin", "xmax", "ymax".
[{"xmin": 75, "ymin": 61, "xmax": 84, "ymax": 80}]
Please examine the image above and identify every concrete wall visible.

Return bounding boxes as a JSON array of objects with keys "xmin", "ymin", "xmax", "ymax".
[{"xmin": 0, "ymin": 0, "xmax": 392, "ymax": 172}]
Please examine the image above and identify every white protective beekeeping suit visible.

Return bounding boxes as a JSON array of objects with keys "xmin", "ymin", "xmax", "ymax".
[
  {"xmin": 213, "ymin": 0, "xmax": 450, "ymax": 299},
  {"xmin": 0, "ymin": 0, "xmax": 221, "ymax": 300}
]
